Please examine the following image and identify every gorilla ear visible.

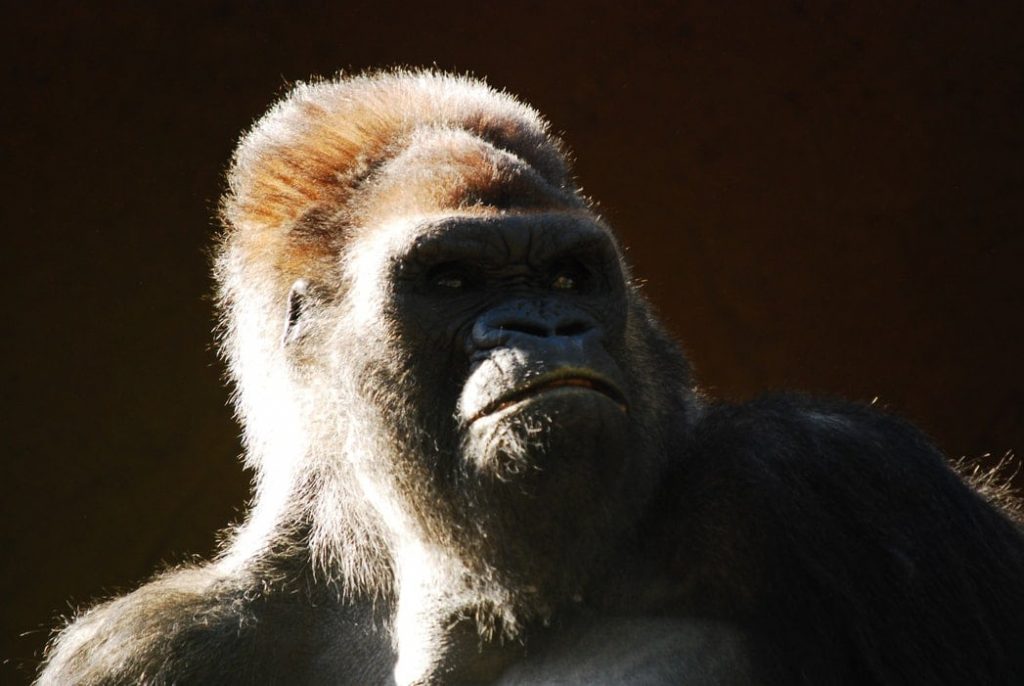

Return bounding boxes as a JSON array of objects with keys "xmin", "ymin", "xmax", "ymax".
[{"xmin": 283, "ymin": 278, "xmax": 311, "ymax": 346}]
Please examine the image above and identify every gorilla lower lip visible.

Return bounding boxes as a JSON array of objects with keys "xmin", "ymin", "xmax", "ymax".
[{"xmin": 473, "ymin": 374, "xmax": 628, "ymax": 422}]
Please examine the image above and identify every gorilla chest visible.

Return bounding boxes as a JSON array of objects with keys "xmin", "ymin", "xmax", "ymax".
[
  {"xmin": 310, "ymin": 614, "xmax": 752, "ymax": 686},
  {"xmin": 492, "ymin": 617, "xmax": 751, "ymax": 686}
]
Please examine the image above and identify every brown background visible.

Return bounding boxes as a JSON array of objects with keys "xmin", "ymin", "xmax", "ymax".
[{"xmin": 2, "ymin": 3, "xmax": 1022, "ymax": 682}]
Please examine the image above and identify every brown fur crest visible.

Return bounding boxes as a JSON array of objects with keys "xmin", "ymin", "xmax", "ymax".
[{"xmin": 219, "ymin": 70, "xmax": 583, "ymax": 295}]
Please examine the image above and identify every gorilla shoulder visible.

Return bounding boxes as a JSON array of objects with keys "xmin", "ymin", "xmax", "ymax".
[
  {"xmin": 39, "ymin": 567, "xmax": 251, "ymax": 685},
  {"xmin": 39, "ymin": 565, "xmax": 394, "ymax": 686}
]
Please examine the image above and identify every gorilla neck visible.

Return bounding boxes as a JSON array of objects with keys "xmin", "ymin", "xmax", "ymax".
[
  {"xmin": 390, "ymin": 530, "xmax": 579, "ymax": 686},
  {"xmin": 379, "ymin": 470, "xmax": 638, "ymax": 684},
  {"xmin": 354, "ymin": 471, "xmax": 570, "ymax": 683}
]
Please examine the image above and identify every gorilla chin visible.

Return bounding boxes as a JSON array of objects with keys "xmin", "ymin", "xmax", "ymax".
[
  {"xmin": 461, "ymin": 365, "xmax": 631, "ymax": 476},
  {"xmin": 465, "ymin": 386, "xmax": 630, "ymax": 474}
]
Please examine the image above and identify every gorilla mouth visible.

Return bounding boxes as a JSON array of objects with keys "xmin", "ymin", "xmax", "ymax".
[{"xmin": 471, "ymin": 371, "xmax": 628, "ymax": 422}]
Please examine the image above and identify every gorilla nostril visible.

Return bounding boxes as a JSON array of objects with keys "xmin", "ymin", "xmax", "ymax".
[
  {"xmin": 555, "ymin": 321, "xmax": 591, "ymax": 337},
  {"xmin": 501, "ymin": 321, "xmax": 550, "ymax": 338}
]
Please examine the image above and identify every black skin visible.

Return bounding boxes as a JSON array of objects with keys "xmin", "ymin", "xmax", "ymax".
[{"xmin": 38, "ymin": 212, "xmax": 1024, "ymax": 685}]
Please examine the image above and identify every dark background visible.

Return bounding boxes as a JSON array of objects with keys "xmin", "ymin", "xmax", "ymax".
[{"xmin": 3, "ymin": 3, "xmax": 1022, "ymax": 682}]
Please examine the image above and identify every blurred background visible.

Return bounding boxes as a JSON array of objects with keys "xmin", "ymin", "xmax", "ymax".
[{"xmin": 3, "ymin": 3, "xmax": 1022, "ymax": 682}]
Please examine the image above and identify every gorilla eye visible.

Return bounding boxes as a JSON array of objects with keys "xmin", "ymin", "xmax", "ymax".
[
  {"xmin": 548, "ymin": 260, "xmax": 589, "ymax": 292},
  {"xmin": 551, "ymin": 273, "xmax": 577, "ymax": 290},
  {"xmin": 426, "ymin": 262, "xmax": 477, "ymax": 291},
  {"xmin": 437, "ymin": 275, "xmax": 465, "ymax": 289}
]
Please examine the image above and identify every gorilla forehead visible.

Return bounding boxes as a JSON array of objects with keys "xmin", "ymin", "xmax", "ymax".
[
  {"xmin": 353, "ymin": 128, "xmax": 584, "ymax": 222},
  {"xmin": 391, "ymin": 211, "xmax": 619, "ymax": 267}
]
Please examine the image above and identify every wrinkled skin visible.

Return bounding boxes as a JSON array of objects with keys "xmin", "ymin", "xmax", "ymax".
[{"xmin": 37, "ymin": 71, "xmax": 1024, "ymax": 686}]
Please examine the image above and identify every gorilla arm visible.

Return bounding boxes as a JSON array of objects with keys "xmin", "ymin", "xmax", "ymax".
[
  {"xmin": 38, "ymin": 567, "xmax": 255, "ymax": 685},
  {"xmin": 36, "ymin": 565, "xmax": 395, "ymax": 686},
  {"xmin": 655, "ymin": 394, "xmax": 1024, "ymax": 684}
]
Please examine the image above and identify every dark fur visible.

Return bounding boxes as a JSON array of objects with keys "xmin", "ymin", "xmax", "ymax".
[{"xmin": 38, "ymin": 71, "xmax": 1024, "ymax": 685}]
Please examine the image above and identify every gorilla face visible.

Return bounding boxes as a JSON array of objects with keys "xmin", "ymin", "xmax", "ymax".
[
  {"xmin": 399, "ymin": 213, "xmax": 630, "ymax": 459},
  {"xmin": 318, "ymin": 209, "xmax": 656, "ymax": 596}
]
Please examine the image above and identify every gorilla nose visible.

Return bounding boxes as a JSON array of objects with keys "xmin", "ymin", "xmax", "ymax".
[{"xmin": 471, "ymin": 303, "xmax": 598, "ymax": 351}]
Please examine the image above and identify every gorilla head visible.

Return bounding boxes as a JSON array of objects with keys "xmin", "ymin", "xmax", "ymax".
[{"xmin": 216, "ymin": 72, "xmax": 695, "ymax": 627}]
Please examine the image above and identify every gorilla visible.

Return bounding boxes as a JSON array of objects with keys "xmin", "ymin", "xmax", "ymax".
[{"xmin": 39, "ymin": 70, "xmax": 1024, "ymax": 685}]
